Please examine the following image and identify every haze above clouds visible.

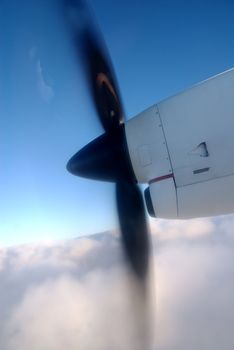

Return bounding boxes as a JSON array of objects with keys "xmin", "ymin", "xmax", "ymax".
[{"xmin": 1, "ymin": 216, "xmax": 234, "ymax": 349}]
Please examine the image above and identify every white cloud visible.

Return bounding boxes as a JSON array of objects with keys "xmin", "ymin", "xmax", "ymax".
[
  {"xmin": 150, "ymin": 217, "xmax": 214, "ymax": 241},
  {"xmin": 155, "ymin": 241, "xmax": 234, "ymax": 350},
  {"xmin": 36, "ymin": 60, "xmax": 54, "ymax": 103},
  {"xmin": 4, "ymin": 237, "xmax": 99, "ymax": 272},
  {"xmin": 29, "ymin": 46, "xmax": 54, "ymax": 103},
  {"xmin": 2, "ymin": 273, "xmax": 143, "ymax": 350},
  {"xmin": 1, "ymin": 219, "xmax": 234, "ymax": 349},
  {"xmin": 0, "ymin": 248, "xmax": 7, "ymax": 271}
]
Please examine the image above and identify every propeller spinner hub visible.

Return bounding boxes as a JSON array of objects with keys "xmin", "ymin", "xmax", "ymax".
[{"xmin": 67, "ymin": 126, "xmax": 136, "ymax": 183}]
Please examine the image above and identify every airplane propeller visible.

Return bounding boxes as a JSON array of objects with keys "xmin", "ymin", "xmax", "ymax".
[{"xmin": 62, "ymin": 0, "xmax": 153, "ymax": 347}]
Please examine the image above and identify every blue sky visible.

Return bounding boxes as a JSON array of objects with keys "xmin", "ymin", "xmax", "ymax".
[{"xmin": 1, "ymin": 0, "xmax": 234, "ymax": 246}]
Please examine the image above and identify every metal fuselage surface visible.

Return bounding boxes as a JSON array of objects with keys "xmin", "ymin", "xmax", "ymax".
[{"xmin": 125, "ymin": 68, "xmax": 234, "ymax": 219}]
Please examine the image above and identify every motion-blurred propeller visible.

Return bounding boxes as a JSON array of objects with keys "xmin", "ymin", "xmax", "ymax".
[{"xmin": 62, "ymin": 0, "xmax": 153, "ymax": 347}]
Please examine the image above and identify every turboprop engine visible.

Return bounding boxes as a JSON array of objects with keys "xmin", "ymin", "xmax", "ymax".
[{"xmin": 125, "ymin": 68, "xmax": 234, "ymax": 219}]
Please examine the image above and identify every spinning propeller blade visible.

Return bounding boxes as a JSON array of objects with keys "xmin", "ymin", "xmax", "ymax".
[{"xmin": 62, "ymin": 0, "xmax": 154, "ymax": 347}]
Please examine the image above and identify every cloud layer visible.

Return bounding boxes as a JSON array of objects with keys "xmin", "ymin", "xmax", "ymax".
[
  {"xmin": 29, "ymin": 45, "xmax": 55, "ymax": 103},
  {"xmin": 1, "ymin": 216, "xmax": 234, "ymax": 349},
  {"xmin": 36, "ymin": 60, "xmax": 54, "ymax": 103}
]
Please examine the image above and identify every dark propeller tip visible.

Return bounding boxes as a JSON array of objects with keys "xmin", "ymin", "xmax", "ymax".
[
  {"xmin": 82, "ymin": 30, "xmax": 124, "ymax": 132},
  {"xmin": 116, "ymin": 181, "xmax": 150, "ymax": 282},
  {"xmin": 62, "ymin": 0, "xmax": 124, "ymax": 133}
]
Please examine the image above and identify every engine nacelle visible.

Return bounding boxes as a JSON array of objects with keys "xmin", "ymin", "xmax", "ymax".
[
  {"xmin": 125, "ymin": 68, "xmax": 234, "ymax": 219},
  {"xmin": 144, "ymin": 179, "xmax": 178, "ymax": 219}
]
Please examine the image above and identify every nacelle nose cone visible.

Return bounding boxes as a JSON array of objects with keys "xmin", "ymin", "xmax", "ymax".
[
  {"xmin": 66, "ymin": 130, "xmax": 136, "ymax": 183},
  {"xmin": 66, "ymin": 133, "xmax": 119, "ymax": 182},
  {"xmin": 66, "ymin": 150, "xmax": 84, "ymax": 177},
  {"xmin": 66, "ymin": 135, "xmax": 108, "ymax": 179}
]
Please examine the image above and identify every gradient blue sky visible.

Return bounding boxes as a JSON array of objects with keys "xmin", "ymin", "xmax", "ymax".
[{"xmin": 1, "ymin": 0, "xmax": 234, "ymax": 246}]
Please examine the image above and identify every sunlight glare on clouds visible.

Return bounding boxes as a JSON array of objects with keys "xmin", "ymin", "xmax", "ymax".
[{"xmin": 150, "ymin": 217, "xmax": 215, "ymax": 241}]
